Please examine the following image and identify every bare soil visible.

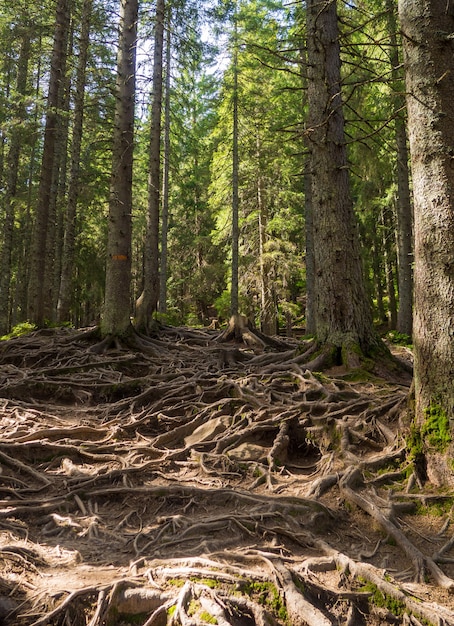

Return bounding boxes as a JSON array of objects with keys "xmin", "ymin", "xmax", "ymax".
[{"xmin": 0, "ymin": 326, "xmax": 453, "ymax": 626}]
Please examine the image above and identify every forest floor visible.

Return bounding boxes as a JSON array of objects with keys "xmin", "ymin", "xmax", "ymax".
[{"xmin": 0, "ymin": 325, "xmax": 454, "ymax": 626}]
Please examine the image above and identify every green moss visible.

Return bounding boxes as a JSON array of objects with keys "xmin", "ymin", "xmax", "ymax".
[
  {"xmin": 359, "ymin": 582, "xmax": 406, "ymax": 616},
  {"xmin": 189, "ymin": 577, "xmax": 219, "ymax": 589},
  {"xmin": 199, "ymin": 611, "xmax": 218, "ymax": 624},
  {"xmin": 421, "ymin": 404, "xmax": 451, "ymax": 451},
  {"xmin": 340, "ymin": 368, "xmax": 372, "ymax": 382},
  {"xmin": 413, "ymin": 498, "xmax": 454, "ymax": 517},
  {"xmin": 188, "ymin": 599, "xmax": 200, "ymax": 616},
  {"xmin": 243, "ymin": 581, "xmax": 288, "ymax": 621}
]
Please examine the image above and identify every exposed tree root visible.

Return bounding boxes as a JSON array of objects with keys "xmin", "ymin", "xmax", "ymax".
[
  {"xmin": 216, "ymin": 314, "xmax": 293, "ymax": 352},
  {"xmin": 0, "ymin": 326, "xmax": 451, "ymax": 625}
]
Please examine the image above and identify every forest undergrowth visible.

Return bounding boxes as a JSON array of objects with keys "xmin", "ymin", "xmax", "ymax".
[{"xmin": 0, "ymin": 325, "xmax": 454, "ymax": 626}]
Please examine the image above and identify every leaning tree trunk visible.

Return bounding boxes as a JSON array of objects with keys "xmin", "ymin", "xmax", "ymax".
[
  {"xmin": 135, "ymin": 0, "xmax": 165, "ymax": 333},
  {"xmin": 58, "ymin": 0, "xmax": 93, "ymax": 324},
  {"xmin": 399, "ymin": 0, "xmax": 454, "ymax": 485},
  {"xmin": 102, "ymin": 0, "xmax": 138, "ymax": 338},
  {"xmin": 27, "ymin": 0, "xmax": 70, "ymax": 327},
  {"xmin": 306, "ymin": 0, "xmax": 377, "ymax": 357},
  {"xmin": 0, "ymin": 30, "xmax": 31, "ymax": 334}
]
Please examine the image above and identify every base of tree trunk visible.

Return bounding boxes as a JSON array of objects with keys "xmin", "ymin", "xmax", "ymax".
[
  {"xmin": 216, "ymin": 315, "xmax": 290, "ymax": 352},
  {"xmin": 89, "ymin": 324, "xmax": 159, "ymax": 355}
]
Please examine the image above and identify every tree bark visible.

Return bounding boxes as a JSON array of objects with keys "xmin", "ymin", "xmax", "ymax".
[
  {"xmin": 386, "ymin": 0, "xmax": 413, "ymax": 336},
  {"xmin": 102, "ymin": 0, "xmax": 138, "ymax": 337},
  {"xmin": 0, "ymin": 29, "xmax": 31, "ymax": 334},
  {"xmin": 306, "ymin": 0, "xmax": 377, "ymax": 355},
  {"xmin": 158, "ymin": 20, "xmax": 171, "ymax": 315},
  {"xmin": 135, "ymin": 0, "xmax": 165, "ymax": 333},
  {"xmin": 27, "ymin": 0, "xmax": 70, "ymax": 326},
  {"xmin": 304, "ymin": 151, "xmax": 316, "ymax": 335},
  {"xmin": 257, "ymin": 128, "xmax": 275, "ymax": 336},
  {"xmin": 381, "ymin": 207, "xmax": 398, "ymax": 330},
  {"xmin": 399, "ymin": 0, "xmax": 454, "ymax": 483},
  {"xmin": 58, "ymin": 0, "xmax": 93, "ymax": 323},
  {"xmin": 43, "ymin": 25, "xmax": 72, "ymax": 324},
  {"xmin": 231, "ymin": 12, "xmax": 240, "ymax": 318}
]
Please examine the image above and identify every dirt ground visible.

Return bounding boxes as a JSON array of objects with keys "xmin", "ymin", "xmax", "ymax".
[{"xmin": 0, "ymin": 326, "xmax": 454, "ymax": 625}]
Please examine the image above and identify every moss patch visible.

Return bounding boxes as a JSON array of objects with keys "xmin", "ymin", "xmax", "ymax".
[
  {"xmin": 359, "ymin": 581, "xmax": 406, "ymax": 617},
  {"xmin": 421, "ymin": 404, "xmax": 451, "ymax": 451},
  {"xmin": 243, "ymin": 581, "xmax": 288, "ymax": 622}
]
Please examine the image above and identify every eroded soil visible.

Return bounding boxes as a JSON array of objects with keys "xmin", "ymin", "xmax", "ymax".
[{"xmin": 0, "ymin": 326, "xmax": 453, "ymax": 626}]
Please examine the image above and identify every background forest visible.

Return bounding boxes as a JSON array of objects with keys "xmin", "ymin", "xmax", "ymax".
[{"xmin": 0, "ymin": 0, "xmax": 411, "ymax": 339}]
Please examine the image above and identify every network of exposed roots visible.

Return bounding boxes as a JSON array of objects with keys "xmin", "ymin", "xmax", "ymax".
[{"xmin": 0, "ymin": 324, "xmax": 454, "ymax": 625}]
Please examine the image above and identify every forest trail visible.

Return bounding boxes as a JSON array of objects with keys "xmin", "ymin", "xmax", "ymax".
[{"xmin": 0, "ymin": 326, "xmax": 453, "ymax": 625}]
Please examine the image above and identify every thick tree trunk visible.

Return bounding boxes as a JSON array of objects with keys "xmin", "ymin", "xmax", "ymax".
[
  {"xmin": 399, "ymin": 0, "xmax": 454, "ymax": 484},
  {"xmin": 306, "ymin": 0, "xmax": 377, "ymax": 355},
  {"xmin": 27, "ymin": 0, "xmax": 70, "ymax": 326},
  {"xmin": 135, "ymin": 0, "xmax": 165, "ymax": 333},
  {"xmin": 102, "ymin": 0, "xmax": 138, "ymax": 337},
  {"xmin": 0, "ymin": 30, "xmax": 31, "ymax": 334},
  {"xmin": 58, "ymin": 0, "xmax": 93, "ymax": 323}
]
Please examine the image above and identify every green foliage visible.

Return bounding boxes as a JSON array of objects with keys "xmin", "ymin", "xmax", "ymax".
[
  {"xmin": 199, "ymin": 611, "xmax": 218, "ymax": 624},
  {"xmin": 1, "ymin": 322, "xmax": 36, "ymax": 341},
  {"xmin": 386, "ymin": 331, "xmax": 412, "ymax": 346}
]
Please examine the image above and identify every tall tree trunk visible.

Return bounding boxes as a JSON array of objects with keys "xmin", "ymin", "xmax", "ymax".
[
  {"xmin": 299, "ymin": 29, "xmax": 316, "ymax": 336},
  {"xmin": 102, "ymin": 0, "xmax": 138, "ymax": 337},
  {"xmin": 58, "ymin": 0, "xmax": 93, "ymax": 323},
  {"xmin": 0, "ymin": 29, "xmax": 31, "ymax": 334},
  {"xmin": 14, "ymin": 35, "xmax": 43, "ymax": 327},
  {"xmin": 381, "ymin": 207, "xmax": 398, "ymax": 330},
  {"xmin": 256, "ymin": 128, "xmax": 275, "ymax": 335},
  {"xmin": 304, "ymin": 152, "xmax": 316, "ymax": 335},
  {"xmin": 231, "ymin": 13, "xmax": 240, "ymax": 319},
  {"xmin": 399, "ymin": 0, "xmax": 454, "ymax": 484},
  {"xmin": 44, "ymin": 25, "xmax": 72, "ymax": 324},
  {"xmin": 158, "ymin": 20, "xmax": 171, "ymax": 315},
  {"xmin": 135, "ymin": 0, "xmax": 165, "ymax": 332},
  {"xmin": 306, "ymin": 0, "xmax": 377, "ymax": 356},
  {"xmin": 371, "ymin": 235, "xmax": 387, "ymax": 326},
  {"xmin": 386, "ymin": 0, "xmax": 413, "ymax": 336},
  {"xmin": 27, "ymin": 0, "xmax": 70, "ymax": 326}
]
